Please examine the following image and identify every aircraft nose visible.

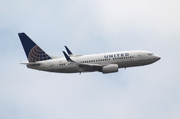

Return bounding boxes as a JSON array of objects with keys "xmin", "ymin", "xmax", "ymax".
[{"xmin": 154, "ymin": 55, "xmax": 161, "ymax": 61}]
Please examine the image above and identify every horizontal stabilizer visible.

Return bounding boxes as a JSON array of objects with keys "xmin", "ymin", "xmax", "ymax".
[{"xmin": 20, "ymin": 62, "xmax": 41, "ymax": 66}]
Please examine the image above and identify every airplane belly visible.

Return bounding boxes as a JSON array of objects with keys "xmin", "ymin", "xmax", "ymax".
[
  {"xmin": 53, "ymin": 65, "xmax": 79, "ymax": 73},
  {"xmin": 117, "ymin": 60, "xmax": 139, "ymax": 68},
  {"xmin": 117, "ymin": 58, "xmax": 158, "ymax": 68}
]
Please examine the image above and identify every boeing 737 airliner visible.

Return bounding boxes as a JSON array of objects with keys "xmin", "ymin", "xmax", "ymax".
[{"xmin": 18, "ymin": 33, "xmax": 160, "ymax": 74}]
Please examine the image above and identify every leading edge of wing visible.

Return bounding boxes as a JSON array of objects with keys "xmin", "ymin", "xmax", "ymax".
[{"xmin": 62, "ymin": 51, "xmax": 102, "ymax": 71}]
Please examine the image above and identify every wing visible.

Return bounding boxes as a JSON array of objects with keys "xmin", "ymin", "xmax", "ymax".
[
  {"xmin": 62, "ymin": 51, "xmax": 103, "ymax": 72},
  {"xmin": 77, "ymin": 63, "xmax": 102, "ymax": 72}
]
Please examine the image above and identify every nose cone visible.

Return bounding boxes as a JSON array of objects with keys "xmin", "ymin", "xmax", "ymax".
[{"xmin": 154, "ymin": 55, "xmax": 161, "ymax": 61}]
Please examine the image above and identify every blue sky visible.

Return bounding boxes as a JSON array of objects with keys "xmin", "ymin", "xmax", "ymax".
[{"xmin": 0, "ymin": 0, "xmax": 180, "ymax": 119}]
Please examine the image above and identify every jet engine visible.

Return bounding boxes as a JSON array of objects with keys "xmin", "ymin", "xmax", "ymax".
[{"xmin": 102, "ymin": 64, "xmax": 118, "ymax": 74}]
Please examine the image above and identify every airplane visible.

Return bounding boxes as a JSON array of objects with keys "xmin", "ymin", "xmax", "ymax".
[{"xmin": 18, "ymin": 33, "xmax": 161, "ymax": 74}]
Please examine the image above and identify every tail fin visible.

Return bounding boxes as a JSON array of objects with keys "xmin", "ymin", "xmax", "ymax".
[{"xmin": 18, "ymin": 33, "xmax": 52, "ymax": 62}]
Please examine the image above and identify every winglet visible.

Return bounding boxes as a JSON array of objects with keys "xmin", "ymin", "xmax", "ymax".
[
  {"xmin": 64, "ymin": 46, "xmax": 73, "ymax": 56},
  {"xmin": 62, "ymin": 51, "xmax": 74, "ymax": 62}
]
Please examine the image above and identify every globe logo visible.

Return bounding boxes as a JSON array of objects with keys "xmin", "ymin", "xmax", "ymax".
[{"xmin": 28, "ymin": 45, "xmax": 50, "ymax": 62}]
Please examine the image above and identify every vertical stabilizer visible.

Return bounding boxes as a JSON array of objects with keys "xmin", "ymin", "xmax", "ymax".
[{"xmin": 18, "ymin": 33, "xmax": 52, "ymax": 62}]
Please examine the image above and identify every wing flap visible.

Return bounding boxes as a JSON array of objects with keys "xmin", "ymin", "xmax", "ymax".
[{"xmin": 77, "ymin": 63, "xmax": 102, "ymax": 72}]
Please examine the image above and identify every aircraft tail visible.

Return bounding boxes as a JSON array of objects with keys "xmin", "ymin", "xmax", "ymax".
[{"xmin": 18, "ymin": 33, "xmax": 52, "ymax": 62}]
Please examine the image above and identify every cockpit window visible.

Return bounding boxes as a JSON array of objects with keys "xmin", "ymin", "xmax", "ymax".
[{"xmin": 147, "ymin": 53, "xmax": 153, "ymax": 56}]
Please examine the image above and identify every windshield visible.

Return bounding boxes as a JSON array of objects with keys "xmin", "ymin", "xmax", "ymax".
[{"xmin": 147, "ymin": 53, "xmax": 153, "ymax": 56}]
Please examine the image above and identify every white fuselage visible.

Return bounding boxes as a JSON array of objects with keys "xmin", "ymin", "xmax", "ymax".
[{"xmin": 27, "ymin": 50, "xmax": 160, "ymax": 73}]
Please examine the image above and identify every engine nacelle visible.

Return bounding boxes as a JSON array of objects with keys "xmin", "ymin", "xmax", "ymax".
[{"xmin": 102, "ymin": 64, "xmax": 118, "ymax": 74}]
